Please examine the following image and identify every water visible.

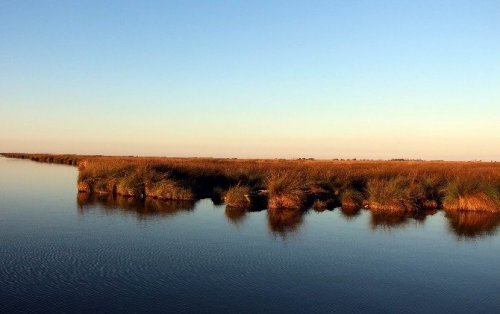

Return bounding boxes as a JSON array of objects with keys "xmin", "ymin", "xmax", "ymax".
[{"xmin": 0, "ymin": 157, "xmax": 499, "ymax": 313}]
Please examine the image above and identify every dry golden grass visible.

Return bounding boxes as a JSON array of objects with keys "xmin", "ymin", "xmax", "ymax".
[
  {"xmin": 312, "ymin": 199, "xmax": 335, "ymax": 211},
  {"xmin": 145, "ymin": 180, "xmax": 195, "ymax": 201},
  {"xmin": 3, "ymin": 153, "xmax": 499, "ymax": 212},
  {"xmin": 224, "ymin": 185, "xmax": 251, "ymax": 208},
  {"xmin": 341, "ymin": 189, "xmax": 364, "ymax": 210},
  {"xmin": 266, "ymin": 172, "xmax": 307, "ymax": 209},
  {"xmin": 443, "ymin": 180, "xmax": 499, "ymax": 212},
  {"xmin": 2, "ymin": 153, "xmax": 90, "ymax": 165},
  {"xmin": 367, "ymin": 177, "xmax": 419, "ymax": 212}
]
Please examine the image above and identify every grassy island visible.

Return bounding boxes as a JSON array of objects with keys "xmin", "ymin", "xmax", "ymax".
[{"xmin": 2, "ymin": 153, "xmax": 499, "ymax": 213}]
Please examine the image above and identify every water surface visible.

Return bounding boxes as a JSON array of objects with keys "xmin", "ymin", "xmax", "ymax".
[{"xmin": 0, "ymin": 157, "xmax": 499, "ymax": 313}]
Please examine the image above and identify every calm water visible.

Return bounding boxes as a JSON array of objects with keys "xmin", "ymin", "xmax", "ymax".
[{"xmin": 0, "ymin": 157, "xmax": 499, "ymax": 313}]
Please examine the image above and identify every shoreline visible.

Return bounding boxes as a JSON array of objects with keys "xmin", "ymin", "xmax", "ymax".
[{"xmin": 2, "ymin": 152, "xmax": 499, "ymax": 213}]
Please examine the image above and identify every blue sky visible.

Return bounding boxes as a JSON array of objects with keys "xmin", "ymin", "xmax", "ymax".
[{"xmin": 1, "ymin": 0, "xmax": 499, "ymax": 160}]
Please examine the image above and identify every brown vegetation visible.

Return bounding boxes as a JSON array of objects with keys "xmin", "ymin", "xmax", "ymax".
[
  {"xmin": 366, "ymin": 177, "xmax": 420, "ymax": 212},
  {"xmin": 266, "ymin": 172, "xmax": 306, "ymax": 209},
  {"xmin": 443, "ymin": 180, "xmax": 499, "ymax": 212},
  {"xmin": 224, "ymin": 185, "xmax": 251, "ymax": 208},
  {"xmin": 312, "ymin": 199, "xmax": 335, "ymax": 211},
  {"xmin": 2, "ymin": 153, "xmax": 499, "ymax": 213},
  {"xmin": 2, "ymin": 153, "xmax": 90, "ymax": 166},
  {"xmin": 341, "ymin": 189, "xmax": 364, "ymax": 210}
]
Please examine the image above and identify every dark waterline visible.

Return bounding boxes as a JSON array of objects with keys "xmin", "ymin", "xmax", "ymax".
[{"xmin": 0, "ymin": 157, "xmax": 499, "ymax": 313}]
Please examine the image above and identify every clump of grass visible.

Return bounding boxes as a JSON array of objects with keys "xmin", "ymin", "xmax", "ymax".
[
  {"xmin": 77, "ymin": 180, "xmax": 93, "ymax": 193},
  {"xmin": 312, "ymin": 199, "xmax": 335, "ymax": 211},
  {"xmin": 93, "ymin": 179, "xmax": 110, "ymax": 195},
  {"xmin": 340, "ymin": 206, "xmax": 361, "ymax": 218},
  {"xmin": 340, "ymin": 189, "xmax": 364, "ymax": 210},
  {"xmin": 413, "ymin": 175, "xmax": 444, "ymax": 209},
  {"xmin": 92, "ymin": 178, "xmax": 118, "ymax": 195},
  {"xmin": 116, "ymin": 174, "xmax": 144, "ymax": 197},
  {"xmin": 367, "ymin": 177, "xmax": 418, "ymax": 212},
  {"xmin": 224, "ymin": 185, "xmax": 251, "ymax": 208},
  {"xmin": 145, "ymin": 179, "xmax": 195, "ymax": 200},
  {"xmin": 266, "ymin": 172, "xmax": 306, "ymax": 209},
  {"xmin": 443, "ymin": 180, "xmax": 499, "ymax": 212}
]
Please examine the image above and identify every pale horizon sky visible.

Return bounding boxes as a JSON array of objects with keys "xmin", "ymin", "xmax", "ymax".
[{"xmin": 1, "ymin": 0, "xmax": 499, "ymax": 161}]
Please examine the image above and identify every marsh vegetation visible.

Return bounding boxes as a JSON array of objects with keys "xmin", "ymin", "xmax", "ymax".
[{"xmin": 3, "ymin": 153, "xmax": 499, "ymax": 214}]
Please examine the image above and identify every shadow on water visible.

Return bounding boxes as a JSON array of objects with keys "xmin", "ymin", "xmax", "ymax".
[
  {"xmin": 77, "ymin": 192, "xmax": 500, "ymax": 239},
  {"xmin": 267, "ymin": 208, "xmax": 305, "ymax": 238},
  {"xmin": 340, "ymin": 206, "xmax": 362, "ymax": 220},
  {"xmin": 369, "ymin": 209, "xmax": 438, "ymax": 230},
  {"xmin": 445, "ymin": 211, "xmax": 500, "ymax": 239},
  {"xmin": 77, "ymin": 193, "xmax": 196, "ymax": 220},
  {"xmin": 224, "ymin": 206, "xmax": 247, "ymax": 225}
]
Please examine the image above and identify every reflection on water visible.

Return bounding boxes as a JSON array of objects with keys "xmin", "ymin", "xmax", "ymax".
[
  {"xmin": 77, "ymin": 193, "xmax": 500, "ymax": 239},
  {"xmin": 267, "ymin": 208, "xmax": 305, "ymax": 237},
  {"xmin": 446, "ymin": 211, "xmax": 500, "ymax": 238},
  {"xmin": 1, "ymin": 158, "xmax": 499, "ymax": 313},
  {"xmin": 370, "ymin": 209, "xmax": 438, "ymax": 230},
  {"xmin": 224, "ymin": 206, "xmax": 247, "ymax": 225},
  {"xmin": 77, "ymin": 193, "xmax": 196, "ymax": 219}
]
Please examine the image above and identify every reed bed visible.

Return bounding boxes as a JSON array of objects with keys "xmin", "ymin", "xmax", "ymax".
[
  {"xmin": 2, "ymin": 153, "xmax": 499, "ymax": 213},
  {"xmin": 266, "ymin": 172, "xmax": 307, "ymax": 209},
  {"xmin": 443, "ymin": 180, "xmax": 499, "ymax": 212},
  {"xmin": 224, "ymin": 185, "xmax": 251, "ymax": 208},
  {"xmin": 340, "ymin": 189, "xmax": 364, "ymax": 210},
  {"xmin": 366, "ymin": 177, "xmax": 420, "ymax": 212}
]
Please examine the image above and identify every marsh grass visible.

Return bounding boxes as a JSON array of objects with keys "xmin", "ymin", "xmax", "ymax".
[
  {"xmin": 224, "ymin": 185, "xmax": 251, "ymax": 208},
  {"xmin": 145, "ymin": 179, "xmax": 195, "ymax": 201},
  {"xmin": 4, "ymin": 153, "xmax": 499, "ymax": 212},
  {"xmin": 443, "ymin": 180, "xmax": 499, "ymax": 212},
  {"xmin": 341, "ymin": 189, "xmax": 364, "ymax": 210},
  {"xmin": 367, "ymin": 177, "xmax": 419, "ymax": 212},
  {"xmin": 2, "ymin": 153, "xmax": 88, "ymax": 165},
  {"xmin": 266, "ymin": 172, "xmax": 306, "ymax": 209},
  {"xmin": 416, "ymin": 175, "xmax": 444, "ymax": 209},
  {"xmin": 115, "ymin": 172, "xmax": 144, "ymax": 197},
  {"xmin": 312, "ymin": 199, "xmax": 335, "ymax": 211}
]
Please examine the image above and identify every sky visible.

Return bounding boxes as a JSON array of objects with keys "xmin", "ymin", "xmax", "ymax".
[{"xmin": 0, "ymin": 0, "xmax": 499, "ymax": 160}]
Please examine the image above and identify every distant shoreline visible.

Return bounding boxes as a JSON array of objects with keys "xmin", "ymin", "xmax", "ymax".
[{"xmin": 1, "ymin": 152, "xmax": 497, "ymax": 163}]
